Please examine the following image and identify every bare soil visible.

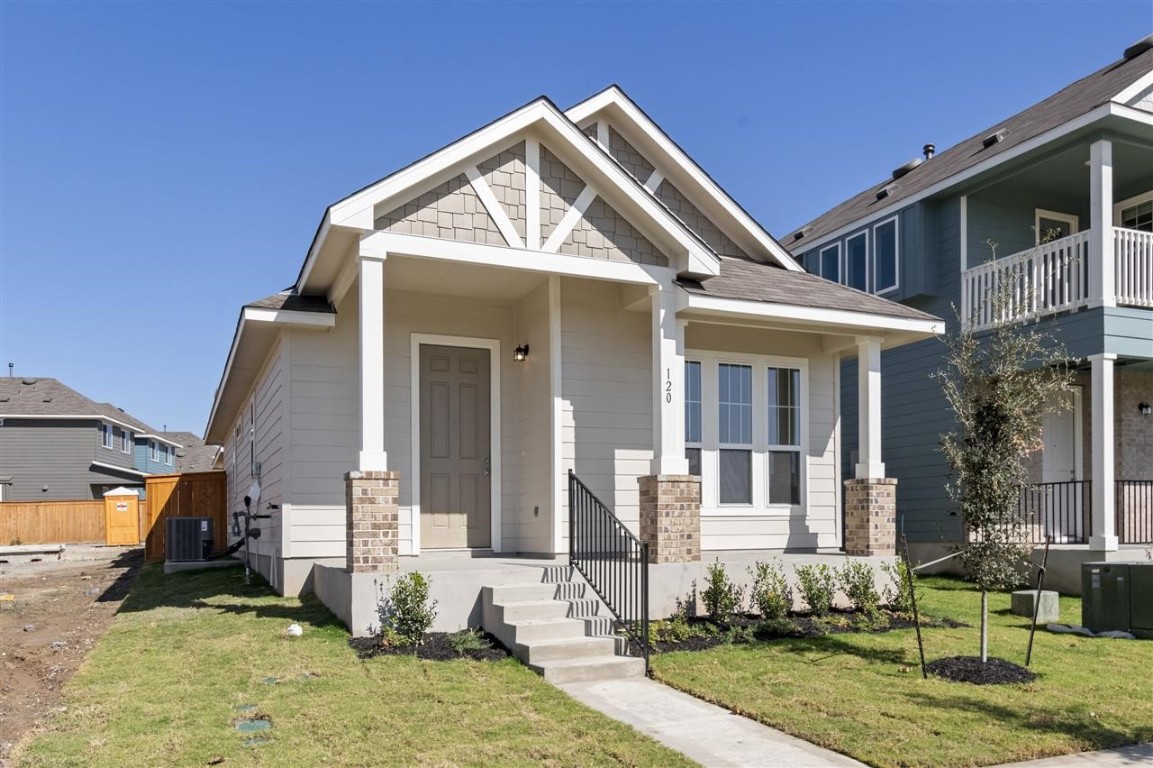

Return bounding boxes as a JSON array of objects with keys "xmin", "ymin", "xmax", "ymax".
[
  {"xmin": 349, "ymin": 630, "xmax": 512, "ymax": 662},
  {"xmin": 0, "ymin": 545, "xmax": 142, "ymax": 765}
]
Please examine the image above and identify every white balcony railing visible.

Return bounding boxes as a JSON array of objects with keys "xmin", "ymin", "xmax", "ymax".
[{"xmin": 962, "ymin": 228, "xmax": 1153, "ymax": 330}]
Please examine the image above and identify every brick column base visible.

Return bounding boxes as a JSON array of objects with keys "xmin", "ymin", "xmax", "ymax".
[
  {"xmin": 638, "ymin": 474, "xmax": 701, "ymax": 564},
  {"xmin": 345, "ymin": 470, "xmax": 400, "ymax": 573},
  {"xmin": 844, "ymin": 477, "xmax": 897, "ymax": 556}
]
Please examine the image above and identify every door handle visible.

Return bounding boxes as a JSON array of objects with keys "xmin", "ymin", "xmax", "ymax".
[{"xmin": 483, "ymin": 457, "xmax": 491, "ymax": 476}]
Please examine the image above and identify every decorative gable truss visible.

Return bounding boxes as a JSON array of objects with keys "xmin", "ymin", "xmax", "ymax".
[{"xmin": 372, "ymin": 138, "xmax": 668, "ymax": 268}]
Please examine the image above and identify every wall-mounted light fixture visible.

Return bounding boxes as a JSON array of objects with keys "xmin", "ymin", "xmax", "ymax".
[
  {"xmin": 1139, "ymin": 402, "xmax": 1152, "ymax": 416},
  {"xmin": 513, "ymin": 344, "xmax": 530, "ymax": 362}
]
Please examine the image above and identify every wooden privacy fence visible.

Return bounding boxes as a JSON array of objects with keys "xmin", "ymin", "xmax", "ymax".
[
  {"xmin": 0, "ymin": 500, "xmax": 106, "ymax": 544},
  {"xmin": 144, "ymin": 471, "xmax": 228, "ymax": 563}
]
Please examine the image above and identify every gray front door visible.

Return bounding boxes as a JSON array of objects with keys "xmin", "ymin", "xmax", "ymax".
[{"xmin": 420, "ymin": 344, "xmax": 492, "ymax": 549}]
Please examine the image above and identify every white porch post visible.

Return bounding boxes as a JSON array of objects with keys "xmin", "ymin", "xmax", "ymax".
[
  {"xmin": 650, "ymin": 284, "xmax": 687, "ymax": 475},
  {"xmin": 855, "ymin": 336, "xmax": 885, "ymax": 479},
  {"xmin": 1089, "ymin": 139, "xmax": 1115, "ymax": 309},
  {"xmin": 358, "ymin": 251, "xmax": 388, "ymax": 471},
  {"xmin": 1090, "ymin": 352, "xmax": 1118, "ymax": 551}
]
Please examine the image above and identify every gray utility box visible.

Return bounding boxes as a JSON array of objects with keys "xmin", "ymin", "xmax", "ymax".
[
  {"xmin": 1082, "ymin": 561, "xmax": 1153, "ymax": 637},
  {"xmin": 166, "ymin": 517, "xmax": 214, "ymax": 562}
]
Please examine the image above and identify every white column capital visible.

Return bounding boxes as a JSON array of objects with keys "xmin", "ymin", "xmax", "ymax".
[
  {"xmin": 358, "ymin": 235, "xmax": 389, "ymax": 261},
  {"xmin": 1087, "ymin": 352, "xmax": 1118, "ymax": 363}
]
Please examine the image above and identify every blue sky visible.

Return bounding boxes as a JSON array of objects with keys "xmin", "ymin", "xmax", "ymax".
[{"xmin": 0, "ymin": 1, "xmax": 1148, "ymax": 436}]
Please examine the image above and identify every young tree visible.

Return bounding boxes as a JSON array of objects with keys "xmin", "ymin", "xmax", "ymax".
[{"xmin": 936, "ymin": 251, "xmax": 1074, "ymax": 663}]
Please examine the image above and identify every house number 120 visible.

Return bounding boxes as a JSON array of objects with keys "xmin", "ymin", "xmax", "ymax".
[{"xmin": 665, "ymin": 368, "xmax": 672, "ymax": 403}]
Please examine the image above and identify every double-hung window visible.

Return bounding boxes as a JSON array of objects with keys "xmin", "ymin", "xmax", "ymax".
[
  {"xmin": 121, "ymin": 430, "xmax": 133, "ymax": 453},
  {"xmin": 101, "ymin": 424, "xmax": 113, "ymax": 449},
  {"xmin": 818, "ymin": 243, "xmax": 841, "ymax": 283},
  {"xmin": 873, "ymin": 217, "xmax": 898, "ymax": 294},
  {"xmin": 717, "ymin": 363, "xmax": 754, "ymax": 505},
  {"xmin": 846, "ymin": 232, "xmax": 869, "ymax": 291},
  {"xmin": 767, "ymin": 367, "xmax": 801, "ymax": 504},
  {"xmin": 685, "ymin": 361, "xmax": 702, "ymax": 476},
  {"xmin": 150, "ymin": 441, "xmax": 159, "ymax": 461},
  {"xmin": 165, "ymin": 445, "xmax": 173, "ymax": 465}
]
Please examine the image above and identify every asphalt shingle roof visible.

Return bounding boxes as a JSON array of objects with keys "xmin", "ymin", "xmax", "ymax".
[
  {"xmin": 678, "ymin": 258, "xmax": 939, "ymax": 322},
  {"xmin": 783, "ymin": 45, "xmax": 1153, "ymax": 247},
  {"xmin": 0, "ymin": 377, "xmax": 165, "ymax": 435},
  {"xmin": 247, "ymin": 292, "xmax": 335, "ymax": 313},
  {"xmin": 160, "ymin": 431, "xmax": 221, "ymax": 473}
]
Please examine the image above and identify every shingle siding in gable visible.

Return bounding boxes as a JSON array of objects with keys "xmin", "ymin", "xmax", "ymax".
[
  {"xmin": 654, "ymin": 180, "xmax": 750, "ymax": 261},
  {"xmin": 477, "ymin": 142, "xmax": 527, "ymax": 241},
  {"xmin": 558, "ymin": 197, "xmax": 668, "ymax": 266},
  {"xmin": 539, "ymin": 145, "xmax": 586, "ymax": 241},
  {"xmin": 607, "ymin": 128, "xmax": 655, "ymax": 184},
  {"xmin": 374, "ymin": 174, "xmax": 506, "ymax": 246}
]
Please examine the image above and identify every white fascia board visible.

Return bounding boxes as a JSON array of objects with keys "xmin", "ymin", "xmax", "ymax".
[
  {"xmin": 683, "ymin": 293, "xmax": 946, "ymax": 336},
  {"xmin": 135, "ymin": 433, "xmax": 182, "ymax": 448},
  {"xmin": 1113, "ymin": 70, "xmax": 1153, "ymax": 105},
  {"xmin": 295, "ymin": 212, "xmax": 332, "ymax": 306},
  {"xmin": 360, "ymin": 231, "xmax": 668, "ymax": 286},
  {"xmin": 242, "ymin": 306, "xmax": 336, "ymax": 328},
  {"xmin": 566, "ymin": 87, "xmax": 804, "ymax": 273},
  {"xmin": 792, "ymin": 103, "xmax": 1117, "ymax": 255},
  {"xmin": 204, "ymin": 311, "xmax": 246, "ymax": 443},
  {"xmin": 2, "ymin": 412, "xmax": 159, "ymax": 438},
  {"xmin": 1109, "ymin": 102, "xmax": 1153, "ymax": 125},
  {"xmin": 91, "ymin": 461, "xmax": 150, "ymax": 478}
]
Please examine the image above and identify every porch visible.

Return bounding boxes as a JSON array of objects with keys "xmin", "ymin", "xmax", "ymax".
[
  {"xmin": 1009, "ymin": 479, "xmax": 1153, "ymax": 545},
  {"xmin": 962, "ymin": 226, "xmax": 1153, "ymax": 331}
]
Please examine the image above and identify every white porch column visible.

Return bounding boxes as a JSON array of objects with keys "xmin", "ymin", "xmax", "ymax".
[
  {"xmin": 1089, "ymin": 139, "xmax": 1115, "ymax": 309},
  {"xmin": 650, "ymin": 284, "xmax": 688, "ymax": 475},
  {"xmin": 358, "ymin": 252, "xmax": 388, "ymax": 471},
  {"xmin": 1090, "ymin": 353, "xmax": 1118, "ymax": 551},
  {"xmin": 855, "ymin": 336, "xmax": 885, "ymax": 479}
]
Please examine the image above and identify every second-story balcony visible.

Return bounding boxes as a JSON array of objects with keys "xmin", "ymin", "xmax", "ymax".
[{"xmin": 962, "ymin": 227, "xmax": 1153, "ymax": 331}]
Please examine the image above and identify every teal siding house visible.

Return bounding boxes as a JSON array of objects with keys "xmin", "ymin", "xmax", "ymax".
[{"xmin": 783, "ymin": 38, "xmax": 1153, "ymax": 588}]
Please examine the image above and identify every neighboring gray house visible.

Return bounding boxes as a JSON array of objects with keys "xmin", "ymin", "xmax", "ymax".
[
  {"xmin": 160, "ymin": 431, "xmax": 222, "ymax": 473},
  {"xmin": 783, "ymin": 38, "xmax": 1153, "ymax": 587},
  {"xmin": 0, "ymin": 377, "xmax": 183, "ymax": 500}
]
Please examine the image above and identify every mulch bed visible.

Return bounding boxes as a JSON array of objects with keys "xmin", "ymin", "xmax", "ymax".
[
  {"xmin": 926, "ymin": 656, "xmax": 1037, "ymax": 685},
  {"xmin": 648, "ymin": 611, "xmax": 966, "ymax": 655},
  {"xmin": 349, "ymin": 630, "xmax": 512, "ymax": 662}
]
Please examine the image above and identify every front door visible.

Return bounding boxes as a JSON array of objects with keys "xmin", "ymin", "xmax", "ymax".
[
  {"xmin": 1041, "ymin": 388, "xmax": 1082, "ymax": 542},
  {"xmin": 420, "ymin": 344, "xmax": 492, "ymax": 549}
]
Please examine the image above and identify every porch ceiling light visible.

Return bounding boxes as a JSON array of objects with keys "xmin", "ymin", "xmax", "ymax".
[
  {"xmin": 513, "ymin": 345, "xmax": 530, "ymax": 363},
  {"xmin": 1139, "ymin": 402, "xmax": 1152, "ymax": 416}
]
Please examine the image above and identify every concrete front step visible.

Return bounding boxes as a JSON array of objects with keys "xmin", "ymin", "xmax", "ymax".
[
  {"xmin": 505, "ymin": 617, "xmax": 589, "ymax": 644},
  {"xmin": 520, "ymin": 635, "xmax": 618, "ymax": 664},
  {"xmin": 494, "ymin": 599, "xmax": 571, "ymax": 623},
  {"xmin": 530, "ymin": 655, "xmax": 646, "ymax": 684}
]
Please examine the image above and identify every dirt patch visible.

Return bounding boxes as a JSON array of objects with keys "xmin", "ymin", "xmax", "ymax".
[
  {"xmin": 0, "ymin": 545, "xmax": 142, "ymax": 764},
  {"xmin": 349, "ymin": 630, "xmax": 512, "ymax": 662},
  {"xmin": 926, "ymin": 655, "xmax": 1037, "ymax": 685}
]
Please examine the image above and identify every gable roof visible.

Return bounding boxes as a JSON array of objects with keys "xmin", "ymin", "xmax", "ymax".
[
  {"xmin": 564, "ymin": 86, "xmax": 804, "ymax": 272},
  {"xmin": 160, "ymin": 431, "xmax": 222, "ymax": 473},
  {"xmin": 783, "ymin": 43, "xmax": 1153, "ymax": 249},
  {"xmin": 0, "ymin": 377, "xmax": 179, "ymax": 446},
  {"xmin": 678, "ymin": 258, "xmax": 938, "ymax": 322}
]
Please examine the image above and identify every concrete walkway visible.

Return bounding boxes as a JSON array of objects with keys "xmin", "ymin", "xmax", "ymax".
[
  {"xmin": 560, "ymin": 677, "xmax": 1153, "ymax": 768},
  {"xmin": 558, "ymin": 677, "xmax": 865, "ymax": 767}
]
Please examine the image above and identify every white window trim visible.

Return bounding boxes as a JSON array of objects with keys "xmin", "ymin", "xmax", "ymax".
[
  {"xmin": 685, "ymin": 359, "xmax": 703, "ymax": 464},
  {"xmin": 845, "ymin": 231, "xmax": 870, "ymax": 293},
  {"xmin": 122, "ymin": 430, "xmax": 133, "ymax": 454},
  {"xmin": 150, "ymin": 441, "xmax": 159, "ymax": 462},
  {"xmin": 688, "ymin": 349, "xmax": 808, "ymax": 517},
  {"xmin": 101, "ymin": 424, "xmax": 113, "ymax": 449},
  {"xmin": 1113, "ymin": 190, "xmax": 1153, "ymax": 228},
  {"xmin": 872, "ymin": 216, "xmax": 900, "ymax": 295},
  {"xmin": 716, "ymin": 361, "xmax": 755, "ymax": 508},
  {"xmin": 818, "ymin": 242, "xmax": 842, "ymax": 283},
  {"xmin": 1034, "ymin": 209, "xmax": 1079, "ymax": 244}
]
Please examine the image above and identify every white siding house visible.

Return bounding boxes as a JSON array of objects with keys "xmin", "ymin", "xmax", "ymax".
[{"xmin": 205, "ymin": 87, "xmax": 943, "ymax": 634}]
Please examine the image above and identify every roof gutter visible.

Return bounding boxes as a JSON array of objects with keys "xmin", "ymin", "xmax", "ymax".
[
  {"xmin": 681, "ymin": 293, "xmax": 946, "ymax": 337},
  {"xmin": 91, "ymin": 461, "xmax": 150, "ymax": 478},
  {"xmin": 0, "ymin": 413, "xmax": 177, "ymax": 443}
]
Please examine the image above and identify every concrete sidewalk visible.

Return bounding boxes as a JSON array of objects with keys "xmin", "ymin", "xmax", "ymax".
[
  {"xmin": 560, "ymin": 677, "xmax": 1153, "ymax": 768},
  {"xmin": 558, "ymin": 677, "xmax": 865, "ymax": 767}
]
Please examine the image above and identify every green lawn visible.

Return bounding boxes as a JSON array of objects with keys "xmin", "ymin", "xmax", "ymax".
[
  {"xmin": 16, "ymin": 565, "xmax": 691, "ymax": 768},
  {"xmin": 651, "ymin": 577, "xmax": 1153, "ymax": 768}
]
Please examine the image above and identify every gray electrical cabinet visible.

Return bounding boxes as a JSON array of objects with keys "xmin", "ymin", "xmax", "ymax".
[
  {"xmin": 1129, "ymin": 562, "xmax": 1153, "ymax": 639},
  {"xmin": 1081, "ymin": 562, "xmax": 1130, "ymax": 633},
  {"xmin": 166, "ymin": 517, "xmax": 214, "ymax": 562}
]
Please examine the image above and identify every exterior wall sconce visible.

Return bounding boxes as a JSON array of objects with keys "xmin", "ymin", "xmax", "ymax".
[
  {"xmin": 1139, "ymin": 402, "xmax": 1152, "ymax": 416},
  {"xmin": 513, "ymin": 345, "xmax": 530, "ymax": 362}
]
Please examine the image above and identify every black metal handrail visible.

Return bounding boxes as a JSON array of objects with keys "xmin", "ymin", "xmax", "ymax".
[
  {"xmin": 1117, "ymin": 480, "xmax": 1153, "ymax": 544},
  {"xmin": 568, "ymin": 470, "xmax": 649, "ymax": 671},
  {"xmin": 1015, "ymin": 480, "xmax": 1091, "ymax": 544}
]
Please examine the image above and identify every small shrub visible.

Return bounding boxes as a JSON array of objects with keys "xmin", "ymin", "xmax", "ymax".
[
  {"xmin": 724, "ymin": 625, "xmax": 755, "ymax": 645},
  {"xmin": 748, "ymin": 560, "xmax": 792, "ymax": 620},
  {"xmin": 838, "ymin": 560, "xmax": 881, "ymax": 616},
  {"xmin": 755, "ymin": 616, "xmax": 801, "ymax": 638},
  {"xmin": 449, "ymin": 629, "xmax": 491, "ymax": 655},
  {"xmin": 794, "ymin": 563, "xmax": 835, "ymax": 616},
  {"xmin": 376, "ymin": 572, "xmax": 439, "ymax": 646},
  {"xmin": 701, "ymin": 559, "xmax": 743, "ymax": 621},
  {"xmin": 881, "ymin": 559, "xmax": 916, "ymax": 613}
]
